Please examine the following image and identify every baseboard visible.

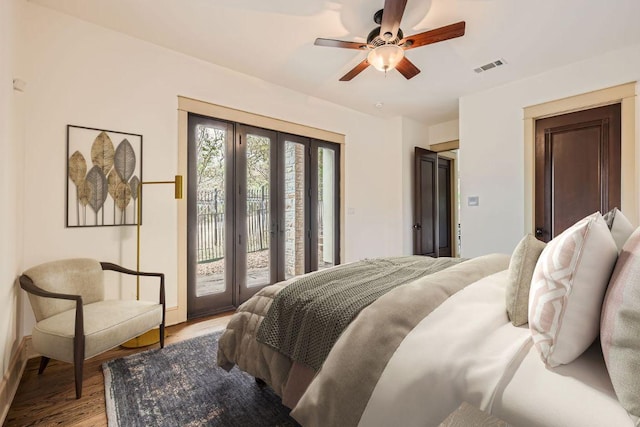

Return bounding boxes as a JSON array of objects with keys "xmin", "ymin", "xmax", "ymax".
[
  {"xmin": 165, "ymin": 306, "xmax": 182, "ymax": 326},
  {"xmin": 0, "ymin": 336, "xmax": 29, "ymax": 425},
  {"xmin": 24, "ymin": 336, "xmax": 36, "ymax": 359}
]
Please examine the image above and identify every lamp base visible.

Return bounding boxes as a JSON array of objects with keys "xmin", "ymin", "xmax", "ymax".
[{"xmin": 120, "ymin": 328, "xmax": 165, "ymax": 348}]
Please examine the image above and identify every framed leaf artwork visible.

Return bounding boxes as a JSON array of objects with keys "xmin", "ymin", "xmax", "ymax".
[{"xmin": 66, "ymin": 125, "xmax": 143, "ymax": 227}]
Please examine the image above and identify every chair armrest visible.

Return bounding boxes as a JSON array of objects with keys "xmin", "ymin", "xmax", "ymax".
[
  {"xmin": 19, "ymin": 274, "xmax": 82, "ymax": 303},
  {"xmin": 19, "ymin": 274, "xmax": 85, "ymax": 350},
  {"xmin": 100, "ymin": 262, "xmax": 166, "ymax": 326},
  {"xmin": 100, "ymin": 262, "xmax": 164, "ymax": 279}
]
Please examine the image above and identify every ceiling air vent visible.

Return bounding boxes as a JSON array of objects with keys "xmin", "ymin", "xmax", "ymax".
[{"xmin": 474, "ymin": 58, "xmax": 506, "ymax": 73}]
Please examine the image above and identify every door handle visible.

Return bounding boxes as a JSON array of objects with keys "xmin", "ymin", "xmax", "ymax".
[
  {"xmin": 535, "ymin": 228, "xmax": 544, "ymax": 238},
  {"xmin": 413, "ymin": 223, "xmax": 422, "ymax": 230}
]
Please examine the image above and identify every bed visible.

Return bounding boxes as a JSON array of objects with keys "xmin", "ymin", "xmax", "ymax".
[{"xmin": 217, "ymin": 211, "xmax": 640, "ymax": 427}]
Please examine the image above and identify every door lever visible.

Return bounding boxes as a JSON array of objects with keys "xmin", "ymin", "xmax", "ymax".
[{"xmin": 413, "ymin": 223, "xmax": 422, "ymax": 230}]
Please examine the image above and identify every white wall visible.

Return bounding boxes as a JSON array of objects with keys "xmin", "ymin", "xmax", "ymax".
[
  {"xmin": 428, "ymin": 119, "xmax": 459, "ymax": 146},
  {"xmin": 398, "ymin": 117, "xmax": 459, "ymax": 256},
  {"xmin": 0, "ymin": 0, "xmax": 25, "ymax": 391},
  {"xmin": 401, "ymin": 117, "xmax": 430, "ymax": 254},
  {"xmin": 459, "ymin": 43, "xmax": 640, "ymax": 257},
  {"xmin": 17, "ymin": 2, "xmax": 406, "ymax": 335}
]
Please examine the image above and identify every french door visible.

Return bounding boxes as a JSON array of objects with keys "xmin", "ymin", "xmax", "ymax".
[{"xmin": 187, "ymin": 114, "xmax": 340, "ymax": 318}]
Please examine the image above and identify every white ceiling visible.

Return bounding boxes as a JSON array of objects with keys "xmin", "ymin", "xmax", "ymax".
[{"xmin": 28, "ymin": 0, "xmax": 640, "ymax": 124}]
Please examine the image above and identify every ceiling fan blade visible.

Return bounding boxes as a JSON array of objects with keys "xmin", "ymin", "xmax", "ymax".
[
  {"xmin": 395, "ymin": 57, "xmax": 420, "ymax": 79},
  {"xmin": 315, "ymin": 38, "xmax": 368, "ymax": 50},
  {"xmin": 401, "ymin": 21, "xmax": 466, "ymax": 50},
  {"xmin": 380, "ymin": 0, "xmax": 408, "ymax": 41},
  {"xmin": 339, "ymin": 59, "xmax": 370, "ymax": 81}
]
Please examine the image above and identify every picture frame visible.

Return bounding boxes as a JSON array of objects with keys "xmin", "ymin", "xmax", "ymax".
[{"xmin": 66, "ymin": 125, "xmax": 143, "ymax": 227}]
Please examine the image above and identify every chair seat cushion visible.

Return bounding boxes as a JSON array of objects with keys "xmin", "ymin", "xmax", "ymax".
[{"xmin": 32, "ymin": 299, "xmax": 162, "ymax": 363}]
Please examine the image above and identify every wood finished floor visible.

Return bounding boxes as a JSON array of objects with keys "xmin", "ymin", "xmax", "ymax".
[{"xmin": 3, "ymin": 312, "xmax": 232, "ymax": 427}]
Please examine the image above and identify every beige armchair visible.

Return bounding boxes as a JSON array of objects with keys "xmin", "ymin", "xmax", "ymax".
[{"xmin": 19, "ymin": 258, "xmax": 165, "ymax": 399}]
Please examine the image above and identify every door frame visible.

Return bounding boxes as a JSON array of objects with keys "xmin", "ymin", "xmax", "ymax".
[
  {"xmin": 437, "ymin": 150, "xmax": 458, "ymax": 257},
  {"xmin": 413, "ymin": 148, "xmax": 458, "ymax": 257},
  {"xmin": 428, "ymin": 143, "xmax": 459, "ymax": 257},
  {"xmin": 523, "ymin": 82, "xmax": 637, "ymax": 235}
]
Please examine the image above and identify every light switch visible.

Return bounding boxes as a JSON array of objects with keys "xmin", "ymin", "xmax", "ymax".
[
  {"xmin": 347, "ymin": 207, "xmax": 355, "ymax": 215},
  {"xmin": 467, "ymin": 196, "xmax": 479, "ymax": 207}
]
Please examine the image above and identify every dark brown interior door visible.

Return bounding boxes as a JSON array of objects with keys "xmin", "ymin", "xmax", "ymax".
[
  {"xmin": 414, "ymin": 149, "xmax": 454, "ymax": 257},
  {"xmin": 535, "ymin": 104, "xmax": 621, "ymax": 241},
  {"xmin": 414, "ymin": 148, "xmax": 438, "ymax": 256}
]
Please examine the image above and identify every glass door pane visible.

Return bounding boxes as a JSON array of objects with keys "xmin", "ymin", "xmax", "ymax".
[
  {"xmin": 284, "ymin": 140, "xmax": 307, "ymax": 280},
  {"xmin": 317, "ymin": 147, "xmax": 336, "ymax": 269},
  {"xmin": 187, "ymin": 115, "xmax": 234, "ymax": 318},
  {"xmin": 196, "ymin": 125, "xmax": 227, "ymax": 296},
  {"xmin": 244, "ymin": 132, "xmax": 272, "ymax": 288}
]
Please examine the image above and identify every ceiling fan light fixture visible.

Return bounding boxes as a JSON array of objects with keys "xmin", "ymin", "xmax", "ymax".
[{"xmin": 367, "ymin": 44, "xmax": 404, "ymax": 72}]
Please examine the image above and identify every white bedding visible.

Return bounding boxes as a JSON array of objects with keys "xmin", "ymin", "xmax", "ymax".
[
  {"xmin": 492, "ymin": 340, "xmax": 635, "ymax": 427},
  {"xmin": 359, "ymin": 270, "xmax": 530, "ymax": 426},
  {"xmin": 357, "ymin": 270, "xmax": 635, "ymax": 427}
]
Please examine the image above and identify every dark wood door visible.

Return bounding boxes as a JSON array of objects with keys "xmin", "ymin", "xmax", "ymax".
[
  {"xmin": 535, "ymin": 104, "xmax": 621, "ymax": 241},
  {"xmin": 414, "ymin": 148, "xmax": 438, "ymax": 256},
  {"xmin": 414, "ymin": 148, "xmax": 453, "ymax": 257}
]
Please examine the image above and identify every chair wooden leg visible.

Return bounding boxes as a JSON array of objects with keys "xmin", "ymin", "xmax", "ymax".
[
  {"xmin": 38, "ymin": 357, "xmax": 50, "ymax": 374},
  {"xmin": 159, "ymin": 323, "xmax": 165, "ymax": 349},
  {"xmin": 74, "ymin": 358, "xmax": 83, "ymax": 399},
  {"xmin": 74, "ymin": 333, "xmax": 85, "ymax": 399}
]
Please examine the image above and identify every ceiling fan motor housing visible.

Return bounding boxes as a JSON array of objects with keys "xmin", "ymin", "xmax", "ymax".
[{"xmin": 367, "ymin": 27, "xmax": 404, "ymax": 46}]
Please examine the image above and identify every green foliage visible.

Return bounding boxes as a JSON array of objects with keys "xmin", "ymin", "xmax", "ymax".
[
  {"xmin": 197, "ymin": 126, "xmax": 271, "ymax": 193},
  {"xmin": 197, "ymin": 126, "xmax": 226, "ymax": 191},
  {"xmin": 246, "ymin": 134, "xmax": 270, "ymax": 191}
]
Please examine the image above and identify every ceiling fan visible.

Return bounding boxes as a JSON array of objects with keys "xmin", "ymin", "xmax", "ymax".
[{"xmin": 315, "ymin": 0, "xmax": 466, "ymax": 81}]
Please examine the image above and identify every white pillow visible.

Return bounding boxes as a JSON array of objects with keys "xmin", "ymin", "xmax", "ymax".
[
  {"xmin": 528, "ymin": 212, "xmax": 618, "ymax": 367},
  {"xmin": 603, "ymin": 207, "xmax": 635, "ymax": 253}
]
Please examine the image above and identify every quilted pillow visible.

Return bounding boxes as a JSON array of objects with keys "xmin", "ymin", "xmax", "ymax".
[
  {"xmin": 528, "ymin": 212, "xmax": 618, "ymax": 367},
  {"xmin": 505, "ymin": 234, "xmax": 546, "ymax": 326},
  {"xmin": 601, "ymin": 227, "xmax": 640, "ymax": 421},
  {"xmin": 603, "ymin": 207, "xmax": 635, "ymax": 253}
]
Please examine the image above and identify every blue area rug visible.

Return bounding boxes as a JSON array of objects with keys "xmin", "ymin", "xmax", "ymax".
[{"xmin": 103, "ymin": 331, "xmax": 299, "ymax": 426}]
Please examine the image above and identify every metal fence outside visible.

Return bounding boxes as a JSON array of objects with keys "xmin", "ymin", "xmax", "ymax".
[
  {"xmin": 197, "ymin": 187, "xmax": 326, "ymax": 264},
  {"xmin": 197, "ymin": 188, "xmax": 270, "ymax": 263}
]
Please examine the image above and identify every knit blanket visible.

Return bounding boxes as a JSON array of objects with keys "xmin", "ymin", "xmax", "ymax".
[{"xmin": 256, "ymin": 256, "xmax": 464, "ymax": 370}]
